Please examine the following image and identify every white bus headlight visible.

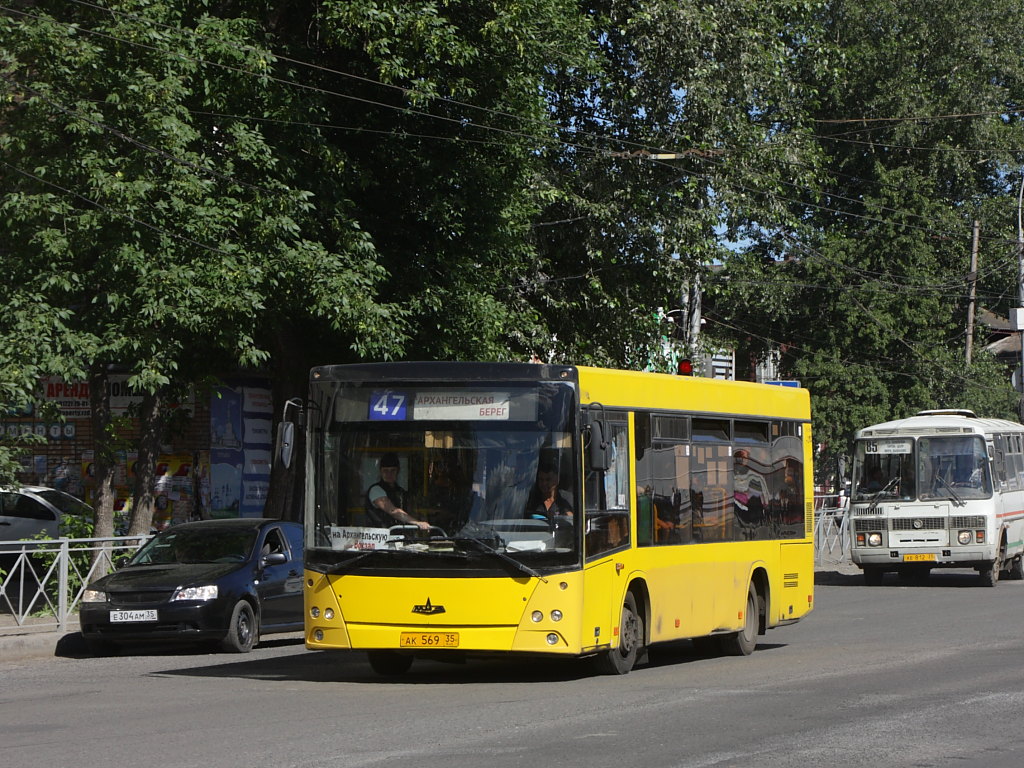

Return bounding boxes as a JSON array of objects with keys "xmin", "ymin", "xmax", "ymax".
[
  {"xmin": 867, "ymin": 532, "xmax": 883, "ymax": 547},
  {"xmin": 957, "ymin": 530, "xmax": 972, "ymax": 545}
]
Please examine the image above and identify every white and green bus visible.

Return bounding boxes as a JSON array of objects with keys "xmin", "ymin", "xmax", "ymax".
[{"xmin": 849, "ymin": 409, "xmax": 1024, "ymax": 587}]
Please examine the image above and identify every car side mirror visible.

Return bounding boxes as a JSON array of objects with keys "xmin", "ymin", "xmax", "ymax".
[{"xmin": 261, "ymin": 552, "xmax": 287, "ymax": 567}]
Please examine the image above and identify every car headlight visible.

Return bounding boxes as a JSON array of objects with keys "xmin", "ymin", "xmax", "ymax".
[
  {"xmin": 171, "ymin": 585, "xmax": 218, "ymax": 602},
  {"xmin": 82, "ymin": 589, "xmax": 107, "ymax": 603},
  {"xmin": 958, "ymin": 530, "xmax": 972, "ymax": 545},
  {"xmin": 867, "ymin": 532, "xmax": 883, "ymax": 547}
]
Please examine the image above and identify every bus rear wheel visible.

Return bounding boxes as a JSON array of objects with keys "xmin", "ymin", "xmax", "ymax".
[
  {"xmin": 597, "ymin": 592, "xmax": 643, "ymax": 675},
  {"xmin": 720, "ymin": 583, "xmax": 758, "ymax": 656}
]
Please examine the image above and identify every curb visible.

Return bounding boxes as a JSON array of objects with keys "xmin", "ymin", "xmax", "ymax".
[{"xmin": 0, "ymin": 629, "xmax": 87, "ymax": 663}]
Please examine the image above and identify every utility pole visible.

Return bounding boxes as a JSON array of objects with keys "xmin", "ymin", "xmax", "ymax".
[
  {"xmin": 965, "ymin": 220, "xmax": 979, "ymax": 365},
  {"xmin": 1018, "ymin": 176, "xmax": 1024, "ymax": 420}
]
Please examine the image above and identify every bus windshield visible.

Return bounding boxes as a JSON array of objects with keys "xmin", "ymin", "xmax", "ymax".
[
  {"xmin": 917, "ymin": 435, "xmax": 991, "ymax": 500},
  {"xmin": 852, "ymin": 435, "xmax": 991, "ymax": 503},
  {"xmin": 307, "ymin": 380, "xmax": 579, "ymax": 572},
  {"xmin": 852, "ymin": 437, "xmax": 916, "ymax": 502}
]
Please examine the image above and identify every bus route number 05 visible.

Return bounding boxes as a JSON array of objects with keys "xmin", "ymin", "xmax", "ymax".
[{"xmin": 369, "ymin": 391, "xmax": 408, "ymax": 421}]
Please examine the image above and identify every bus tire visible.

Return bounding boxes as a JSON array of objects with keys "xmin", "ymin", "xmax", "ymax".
[
  {"xmin": 863, "ymin": 568, "xmax": 884, "ymax": 586},
  {"xmin": 979, "ymin": 563, "xmax": 999, "ymax": 587},
  {"xmin": 596, "ymin": 591, "xmax": 643, "ymax": 675},
  {"xmin": 368, "ymin": 650, "xmax": 414, "ymax": 676},
  {"xmin": 720, "ymin": 583, "xmax": 758, "ymax": 656},
  {"xmin": 1007, "ymin": 556, "xmax": 1024, "ymax": 581}
]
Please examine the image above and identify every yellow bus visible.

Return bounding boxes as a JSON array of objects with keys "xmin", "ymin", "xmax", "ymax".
[{"xmin": 294, "ymin": 362, "xmax": 814, "ymax": 675}]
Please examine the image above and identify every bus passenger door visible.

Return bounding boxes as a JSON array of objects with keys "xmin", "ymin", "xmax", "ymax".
[{"xmin": 581, "ymin": 558, "xmax": 619, "ymax": 653}]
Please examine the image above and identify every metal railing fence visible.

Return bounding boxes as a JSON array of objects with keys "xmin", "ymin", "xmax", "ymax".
[
  {"xmin": 813, "ymin": 494, "xmax": 850, "ymax": 564},
  {"xmin": 0, "ymin": 535, "xmax": 149, "ymax": 634}
]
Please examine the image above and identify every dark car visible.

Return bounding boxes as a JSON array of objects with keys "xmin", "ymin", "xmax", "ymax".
[{"xmin": 79, "ymin": 518, "xmax": 304, "ymax": 654}]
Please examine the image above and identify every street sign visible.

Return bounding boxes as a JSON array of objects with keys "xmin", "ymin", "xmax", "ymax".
[{"xmin": 765, "ymin": 380, "xmax": 801, "ymax": 388}]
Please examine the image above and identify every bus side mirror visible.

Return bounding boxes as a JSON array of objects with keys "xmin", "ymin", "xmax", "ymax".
[
  {"xmin": 276, "ymin": 421, "xmax": 295, "ymax": 469},
  {"xmin": 587, "ymin": 415, "xmax": 611, "ymax": 472}
]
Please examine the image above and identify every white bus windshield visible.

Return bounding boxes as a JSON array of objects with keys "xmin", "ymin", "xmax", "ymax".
[
  {"xmin": 917, "ymin": 435, "xmax": 991, "ymax": 500},
  {"xmin": 852, "ymin": 435, "xmax": 991, "ymax": 503}
]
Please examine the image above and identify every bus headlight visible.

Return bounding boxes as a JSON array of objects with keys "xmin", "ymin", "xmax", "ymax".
[
  {"xmin": 957, "ymin": 530, "xmax": 972, "ymax": 545},
  {"xmin": 532, "ymin": 611, "xmax": 543, "ymax": 623},
  {"xmin": 550, "ymin": 610, "xmax": 563, "ymax": 622},
  {"xmin": 867, "ymin": 532, "xmax": 883, "ymax": 547}
]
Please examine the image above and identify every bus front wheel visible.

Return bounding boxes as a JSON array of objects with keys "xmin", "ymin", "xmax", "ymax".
[
  {"xmin": 864, "ymin": 568, "xmax": 884, "ymax": 586},
  {"xmin": 597, "ymin": 592, "xmax": 643, "ymax": 675},
  {"xmin": 368, "ymin": 650, "xmax": 414, "ymax": 676},
  {"xmin": 979, "ymin": 563, "xmax": 1000, "ymax": 587},
  {"xmin": 1006, "ymin": 556, "xmax": 1024, "ymax": 581}
]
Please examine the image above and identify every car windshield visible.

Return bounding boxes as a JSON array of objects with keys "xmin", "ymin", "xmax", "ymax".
[
  {"xmin": 130, "ymin": 527, "xmax": 257, "ymax": 565},
  {"xmin": 308, "ymin": 380, "xmax": 580, "ymax": 572}
]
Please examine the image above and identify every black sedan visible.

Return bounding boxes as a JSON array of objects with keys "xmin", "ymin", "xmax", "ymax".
[{"xmin": 79, "ymin": 518, "xmax": 304, "ymax": 654}]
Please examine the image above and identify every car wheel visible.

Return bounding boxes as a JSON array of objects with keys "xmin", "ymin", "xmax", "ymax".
[{"xmin": 221, "ymin": 600, "xmax": 259, "ymax": 653}]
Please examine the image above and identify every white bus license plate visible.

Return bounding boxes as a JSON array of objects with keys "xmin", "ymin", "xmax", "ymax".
[
  {"xmin": 903, "ymin": 553, "xmax": 936, "ymax": 562},
  {"xmin": 110, "ymin": 610, "xmax": 158, "ymax": 623}
]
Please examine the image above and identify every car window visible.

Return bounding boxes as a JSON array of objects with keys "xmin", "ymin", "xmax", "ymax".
[
  {"xmin": 260, "ymin": 528, "xmax": 287, "ymax": 559},
  {"xmin": 32, "ymin": 489, "xmax": 92, "ymax": 517},
  {"xmin": 0, "ymin": 492, "xmax": 56, "ymax": 521},
  {"xmin": 283, "ymin": 525, "xmax": 303, "ymax": 559}
]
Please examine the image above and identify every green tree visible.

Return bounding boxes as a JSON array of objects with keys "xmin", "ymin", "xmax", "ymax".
[
  {"xmin": 714, "ymin": 0, "xmax": 1024, "ymax": 479},
  {"xmin": 1, "ymin": 1, "xmax": 399, "ymax": 528}
]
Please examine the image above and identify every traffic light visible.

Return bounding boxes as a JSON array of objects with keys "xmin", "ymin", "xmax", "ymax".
[{"xmin": 677, "ymin": 359, "xmax": 693, "ymax": 376}]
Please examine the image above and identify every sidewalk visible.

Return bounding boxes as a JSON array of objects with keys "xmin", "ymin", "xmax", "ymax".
[
  {"xmin": 0, "ymin": 615, "xmax": 89, "ymax": 663},
  {"xmin": 1, "ymin": 559, "xmax": 858, "ymax": 664}
]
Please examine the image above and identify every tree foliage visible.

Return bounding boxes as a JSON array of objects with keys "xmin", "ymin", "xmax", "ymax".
[{"xmin": 3, "ymin": 0, "xmax": 1024, "ymax": 499}]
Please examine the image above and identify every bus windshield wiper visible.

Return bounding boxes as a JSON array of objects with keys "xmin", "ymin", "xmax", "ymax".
[
  {"xmin": 866, "ymin": 476, "xmax": 900, "ymax": 514},
  {"xmin": 933, "ymin": 473, "xmax": 966, "ymax": 507},
  {"xmin": 452, "ymin": 536, "xmax": 548, "ymax": 583}
]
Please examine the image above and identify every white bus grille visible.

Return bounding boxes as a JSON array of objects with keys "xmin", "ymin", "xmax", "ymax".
[{"xmin": 950, "ymin": 516, "xmax": 985, "ymax": 528}]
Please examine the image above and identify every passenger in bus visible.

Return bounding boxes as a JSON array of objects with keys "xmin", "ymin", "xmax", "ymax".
[
  {"xmin": 524, "ymin": 460, "xmax": 574, "ymax": 522},
  {"xmin": 365, "ymin": 453, "xmax": 431, "ymax": 529}
]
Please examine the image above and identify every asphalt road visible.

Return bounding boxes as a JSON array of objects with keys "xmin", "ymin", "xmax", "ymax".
[{"xmin": 3, "ymin": 567, "xmax": 1024, "ymax": 768}]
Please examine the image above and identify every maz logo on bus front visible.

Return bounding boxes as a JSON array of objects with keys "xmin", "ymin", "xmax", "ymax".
[{"xmin": 412, "ymin": 598, "xmax": 446, "ymax": 615}]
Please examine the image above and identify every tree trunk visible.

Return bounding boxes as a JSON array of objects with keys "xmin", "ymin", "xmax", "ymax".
[
  {"xmin": 88, "ymin": 364, "xmax": 116, "ymax": 573},
  {"xmin": 128, "ymin": 389, "xmax": 164, "ymax": 535}
]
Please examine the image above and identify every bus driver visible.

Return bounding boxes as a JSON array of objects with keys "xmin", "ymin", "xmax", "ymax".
[{"xmin": 365, "ymin": 453, "xmax": 431, "ymax": 529}]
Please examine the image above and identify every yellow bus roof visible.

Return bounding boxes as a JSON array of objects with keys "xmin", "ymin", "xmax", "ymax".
[{"xmin": 576, "ymin": 366, "xmax": 810, "ymax": 421}]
